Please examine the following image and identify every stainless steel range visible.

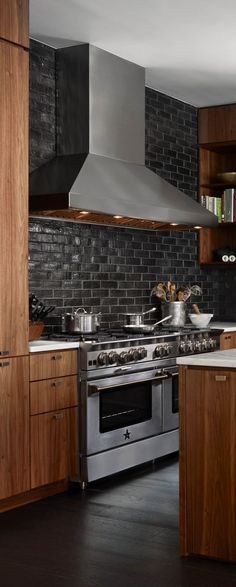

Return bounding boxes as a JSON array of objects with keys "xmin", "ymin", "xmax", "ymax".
[{"xmin": 72, "ymin": 327, "xmax": 222, "ymax": 487}]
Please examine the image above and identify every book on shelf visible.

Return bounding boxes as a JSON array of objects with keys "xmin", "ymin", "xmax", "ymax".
[
  {"xmin": 200, "ymin": 194, "xmax": 222, "ymax": 223},
  {"xmin": 222, "ymin": 188, "xmax": 236, "ymax": 223}
]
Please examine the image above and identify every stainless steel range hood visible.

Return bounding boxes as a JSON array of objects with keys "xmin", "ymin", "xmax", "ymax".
[{"xmin": 30, "ymin": 44, "xmax": 217, "ymax": 229}]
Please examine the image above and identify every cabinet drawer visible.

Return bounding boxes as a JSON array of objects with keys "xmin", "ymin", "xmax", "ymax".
[
  {"xmin": 30, "ymin": 350, "xmax": 77, "ymax": 381},
  {"xmin": 220, "ymin": 332, "xmax": 236, "ymax": 350},
  {"xmin": 30, "ymin": 375, "xmax": 78, "ymax": 415},
  {"xmin": 30, "ymin": 410, "xmax": 68, "ymax": 488}
]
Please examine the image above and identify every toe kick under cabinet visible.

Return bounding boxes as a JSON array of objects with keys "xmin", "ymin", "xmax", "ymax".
[{"xmin": 29, "ymin": 350, "xmax": 79, "ymax": 488}]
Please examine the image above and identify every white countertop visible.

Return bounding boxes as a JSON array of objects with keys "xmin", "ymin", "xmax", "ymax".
[
  {"xmin": 177, "ymin": 348, "xmax": 236, "ymax": 368},
  {"xmin": 210, "ymin": 322, "xmax": 236, "ymax": 332},
  {"xmin": 29, "ymin": 340, "xmax": 80, "ymax": 352}
]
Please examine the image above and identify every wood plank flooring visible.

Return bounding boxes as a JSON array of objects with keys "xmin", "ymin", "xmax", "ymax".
[{"xmin": 1, "ymin": 455, "xmax": 236, "ymax": 586}]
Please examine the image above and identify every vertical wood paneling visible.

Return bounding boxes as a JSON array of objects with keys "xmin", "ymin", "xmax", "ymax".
[{"xmin": 0, "ymin": 41, "xmax": 28, "ymax": 356}]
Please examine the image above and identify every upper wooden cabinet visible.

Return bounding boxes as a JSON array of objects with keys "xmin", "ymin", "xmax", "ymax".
[
  {"xmin": 0, "ymin": 41, "xmax": 29, "ymax": 357},
  {"xmin": 198, "ymin": 105, "xmax": 236, "ymax": 264},
  {"xmin": 0, "ymin": 0, "xmax": 29, "ymax": 48},
  {"xmin": 199, "ymin": 105, "xmax": 236, "ymax": 145}
]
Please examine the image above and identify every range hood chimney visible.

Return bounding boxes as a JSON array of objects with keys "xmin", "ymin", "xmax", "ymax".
[{"xmin": 30, "ymin": 44, "xmax": 217, "ymax": 229}]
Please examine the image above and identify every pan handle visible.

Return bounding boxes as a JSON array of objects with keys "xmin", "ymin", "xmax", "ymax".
[{"xmin": 142, "ymin": 307, "xmax": 156, "ymax": 316}]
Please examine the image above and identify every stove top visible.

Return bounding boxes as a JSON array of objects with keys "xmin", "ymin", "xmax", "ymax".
[{"xmin": 50, "ymin": 325, "xmax": 222, "ymax": 344}]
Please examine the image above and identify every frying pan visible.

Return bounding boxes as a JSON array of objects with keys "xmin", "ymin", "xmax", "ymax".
[{"xmin": 123, "ymin": 315, "xmax": 172, "ymax": 334}]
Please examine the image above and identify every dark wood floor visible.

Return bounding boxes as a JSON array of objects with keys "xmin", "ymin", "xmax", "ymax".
[{"xmin": 1, "ymin": 455, "xmax": 236, "ymax": 586}]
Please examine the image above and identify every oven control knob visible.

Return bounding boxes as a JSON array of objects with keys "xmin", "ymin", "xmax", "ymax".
[
  {"xmin": 195, "ymin": 340, "xmax": 202, "ymax": 352},
  {"xmin": 132, "ymin": 348, "xmax": 140, "ymax": 361},
  {"xmin": 138, "ymin": 347, "xmax": 147, "ymax": 360},
  {"xmin": 164, "ymin": 344, "xmax": 171, "ymax": 355},
  {"xmin": 108, "ymin": 351, "xmax": 119, "ymax": 364},
  {"xmin": 179, "ymin": 341, "xmax": 186, "ymax": 353},
  {"xmin": 97, "ymin": 352, "xmax": 109, "ymax": 366},
  {"xmin": 119, "ymin": 351, "xmax": 129, "ymax": 364},
  {"xmin": 127, "ymin": 349, "xmax": 135, "ymax": 362},
  {"xmin": 154, "ymin": 345, "xmax": 161, "ymax": 357},
  {"xmin": 201, "ymin": 338, "xmax": 208, "ymax": 351},
  {"xmin": 186, "ymin": 340, "xmax": 193, "ymax": 352},
  {"xmin": 208, "ymin": 338, "xmax": 216, "ymax": 349}
]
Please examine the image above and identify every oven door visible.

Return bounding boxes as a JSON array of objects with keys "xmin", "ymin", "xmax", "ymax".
[
  {"xmin": 162, "ymin": 366, "xmax": 179, "ymax": 432},
  {"xmin": 82, "ymin": 370, "xmax": 168, "ymax": 455}
]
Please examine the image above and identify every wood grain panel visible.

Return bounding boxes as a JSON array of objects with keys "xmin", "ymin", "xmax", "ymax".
[
  {"xmin": 198, "ymin": 225, "xmax": 236, "ymax": 264},
  {"xmin": 0, "ymin": 41, "xmax": 28, "ymax": 356},
  {"xmin": 30, "ymin": 411, "xmax": 68, "ymax": 488},
  {"xmin": 30, "ymin": 375, "xmax": 78, "ymax": 415},
  {"xmin": 30, "ymin": 350, "xmax": 78, "ymax": 381},
  {"xmin": 199, "ymin": 105, "xmax": 236, "ymax": 144},
  {"xmin": 185, "ymin": 367, "xmax": 236, "ymax": 561},
  {"xmin": 67, "ymin": 407, "xmax": 79, "ymax": 479},
  {"xmin": 0, "ymin": 0, "xmax": 29, "ymax": 48},
  {"xmin": 178, "ymin": 365, "xmax": 188, "ymax": 556},
  {"xmin": 0, "ymin": 356, "xmax": 29, "ymax": 499},
  {"xmin": 220, "ymin": 332, "xmax": 236, "ymax": 350}
]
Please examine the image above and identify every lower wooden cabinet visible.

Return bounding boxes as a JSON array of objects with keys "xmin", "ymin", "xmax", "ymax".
[
  {"xmin": 30, "ymin": 407, "xmax": 78, "ymax": 488},
  {"xmin": 0, "ymin": 356, "xmax": 29, "ymax": 499},
  {"xmin": 29, "ymin": 349, "xmax": 79, "ymax": 489},
  {"xmin": 220, "ymin": 331, "xmax": 236, "ymax": 350},
  {"xmin": 180, "ymin": 366, "xmax": 236, "ymax": 561}
]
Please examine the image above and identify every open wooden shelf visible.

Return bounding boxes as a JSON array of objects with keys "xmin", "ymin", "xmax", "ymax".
[{"xmin": 198, "ymin": 104, "xmax": 236, "ymax": 264}]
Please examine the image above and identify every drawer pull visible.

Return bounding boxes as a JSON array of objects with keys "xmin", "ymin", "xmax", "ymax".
[
  {"xmin": 51, "ymin": 381, "xmax": 62, "ymax": 388},
  {"xmin": 51, "ymin": 354, "xmax": 62, "ymax": 361},
  {"xmin": 215, "ymin": 375, "xmax": 227, "ymax": 382},
  {"xmin": 0, "ymin": 350, "xmax": 9, "ymax": 356},
  {"xmin": 53, "ymin": 413, "xmax": 64, "ymax": 421},
  {"xmin": 0, "ymin": 361, "xmax": 9, "ymax": 367}
]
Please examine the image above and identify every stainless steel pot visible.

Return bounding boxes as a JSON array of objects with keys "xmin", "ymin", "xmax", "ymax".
[
  {"xmin": 122, "ymin": 307, "xmax": 156, "ymax": 326},
  {"xmin": 62, "ymin": 307, "xmax": 101, "ymax": 333},
  {"xmin": 162, "ymin": 302, "xmax": 186, "ymax": 327}
]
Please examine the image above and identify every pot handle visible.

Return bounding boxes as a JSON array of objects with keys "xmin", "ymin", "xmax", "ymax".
[
  {"xmin": 142, "ymin": 307, "xmax": 156, "ymax": 316},
  {"xmin": 74, "ymin": 307, "xmax": 87, "ymax": 314}
]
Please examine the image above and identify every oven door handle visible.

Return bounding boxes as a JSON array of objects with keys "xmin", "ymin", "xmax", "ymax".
[
  {"xmin": 164, "ymin": 370, "xmax": 179, "ymax": 377},
  {"xmin": 88, "ymin": 373, "xmax": 169, "ymax": 395}
]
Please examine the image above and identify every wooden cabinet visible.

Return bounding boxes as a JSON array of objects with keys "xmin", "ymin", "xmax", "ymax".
[
  {"xmin": 180, "ymin": 366, "xmax": 236, "ymax": 561},
  {"xmin": 0, "ymin": 40, "xmax": 28, "ymax": 357},
  {"xmin": 30, "ymin": 350, "xmax": 77, "ymax": 381},
  {"xmin": 0, "ymin": 356, "xmax": 29, "ymax": 499},
  {"xmin": 0, "ymin": 0, "xmax": 29, "ymax": 48},
  {"xmin": 30, "ymin": 350, "xmax": 79, "ymax": 488},
  {"xmin": 198, "ymin": 105, "xmax": 236, "ymax": 264},
  {"xmin": 220, "ymin": 331, "xmax": 236, "ymax": 350}
]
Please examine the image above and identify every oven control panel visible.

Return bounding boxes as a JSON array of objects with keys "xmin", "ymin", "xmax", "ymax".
[
  {"xmin": 97, "ymin": 347, "xmax": 148, "ymax": 366},
  {"xmin": 79, "ymin": 329, "xmax": 221, "ymax": 371}
]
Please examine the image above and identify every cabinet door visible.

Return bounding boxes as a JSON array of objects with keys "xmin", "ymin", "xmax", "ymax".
[
  {"xmin": 184, "ymin": 368, "xmax": 236, "ymax": 561},
  {"xmin": 0, "ymin": 356, "xmax": 29, "ymax": 499},
  {"xmin": 0, "ymin": 41, "xmax": 28, "ymax": 357},
  {"xmin": 220, "ymin": 332, "xmax": 236, "ymax": 350},
  {"xmin": 30, "ymin": 375, "xmax": 78, "ymax": 415},
  {"xmin": 30, "ymin": 411, "xmax": 68, "ymax": 488},
  {"xmin": 199, "ymin": 105, "xmax": 236, "ymax": 144},
  {"xmin": 30, "ymin": 350, "xmax": 78, "ymax": 381},
  {"xmin": 0, "ymin": 0, "xmax": 29, "ymax": 48}
]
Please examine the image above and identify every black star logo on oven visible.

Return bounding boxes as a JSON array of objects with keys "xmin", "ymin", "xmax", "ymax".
[{"xmin": 124, "ymin": 429, "xmax": 131, "ymax": 440}]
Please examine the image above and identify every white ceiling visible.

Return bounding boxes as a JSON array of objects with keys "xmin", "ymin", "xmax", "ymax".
[{"xmin": 30, "ymin": 0, "xmax": 236, "ymax": 107}]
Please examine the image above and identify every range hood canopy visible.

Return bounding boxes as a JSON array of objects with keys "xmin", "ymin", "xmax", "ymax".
[{"xmin": 30, "ymin": 44, "xmax": 217, "ymax": 229}]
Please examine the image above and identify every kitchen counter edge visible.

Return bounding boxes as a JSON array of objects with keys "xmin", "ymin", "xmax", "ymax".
[
  {"xmin": 29, "ymin": 341, "xmax": 80, "ymax": 353},
  {"xmin": 177, "ymin": 348, "xmax": 236, "ymax": 368}
]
